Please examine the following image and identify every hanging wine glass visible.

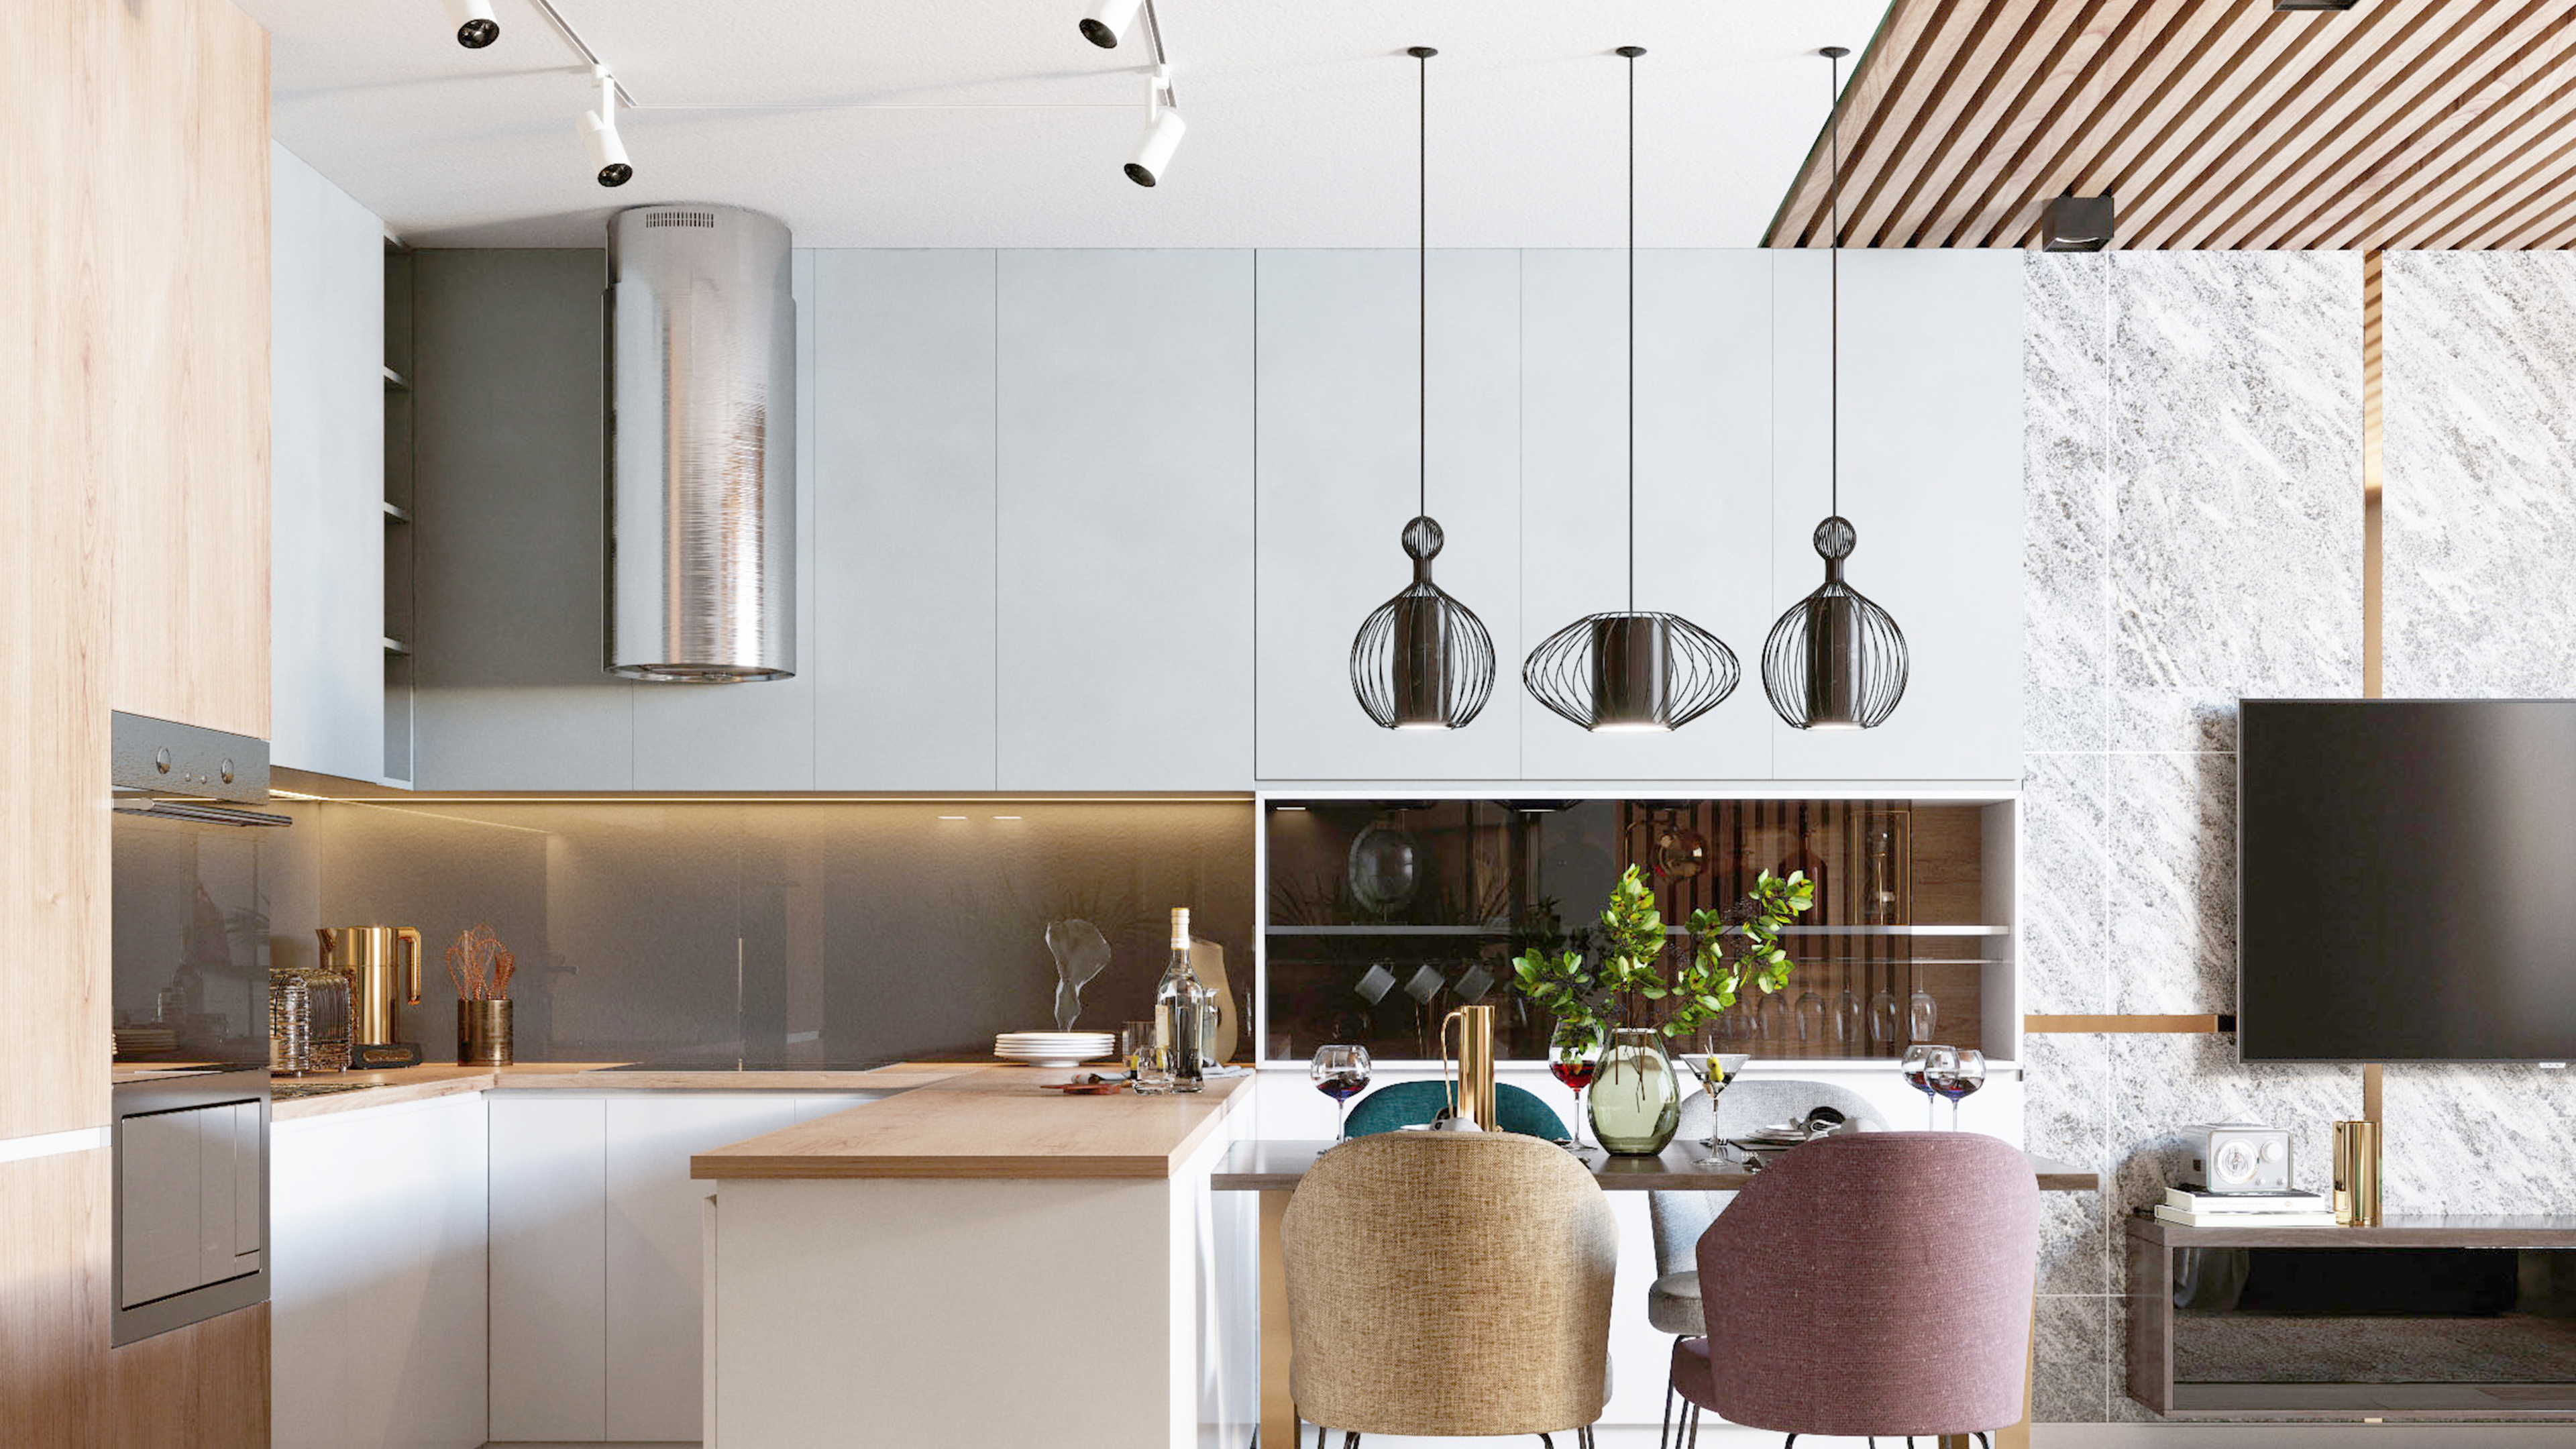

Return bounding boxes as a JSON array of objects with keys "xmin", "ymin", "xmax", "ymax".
[
  {"xmin": 1795, "ymin": 989, "xmax": 1827, "ymax": 1050},
  {"xmin": 1909, "ymin": 985, "xmax": 1938, "ymax": 1043},
  {"xmin": 1836, "ymin": 987, "xmax": 1864, "ymax": 1051},
  {"xmin": 1758, "ymin": 992, "xmax": 1792, "ymax": 1046},
  {"xmin": 1870, "ymin": 989, "xmax": 1900, "ymax": 1051}
]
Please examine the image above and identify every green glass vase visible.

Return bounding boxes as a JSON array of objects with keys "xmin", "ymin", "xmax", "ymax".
[{"xmin": 1588, "ymin": 1026, "xmax": 1681, "ymax": 1155}]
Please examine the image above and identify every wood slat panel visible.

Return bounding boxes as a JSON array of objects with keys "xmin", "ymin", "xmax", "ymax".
[{"xmin": 1768, "ymin": 0, "xmax": 2576, "ymax": 252}]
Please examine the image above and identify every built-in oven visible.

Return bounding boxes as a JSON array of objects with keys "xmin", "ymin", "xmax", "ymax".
[{"xmin": 109, "ymin": 710, "xmax": 286, "ymax": 1343}]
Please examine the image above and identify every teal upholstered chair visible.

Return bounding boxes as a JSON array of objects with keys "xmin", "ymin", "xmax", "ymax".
[{"xmin": 1342, "ymin": 1079, "xmax": 1568, "ymax": 1140}]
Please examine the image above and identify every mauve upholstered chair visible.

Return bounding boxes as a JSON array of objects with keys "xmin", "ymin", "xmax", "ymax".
[
  {"xmin": 1282, "ymin": 1130, "xmax": 1615, "ymax": 1447},
  {"xmin": 1646, "ymin": 1080, "xmax": 1886, "ymax": 1445},
  {"xmin": 1670, "ymin": 1132, "xmax": 2039, "ymax": 1447}
]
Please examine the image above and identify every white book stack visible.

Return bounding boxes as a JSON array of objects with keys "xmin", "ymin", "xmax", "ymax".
[{"xmin": 2152, "ymin": 1183, "xmax": 2339, "ymax": 1228}]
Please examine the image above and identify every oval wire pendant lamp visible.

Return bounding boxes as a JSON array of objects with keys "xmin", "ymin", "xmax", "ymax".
[
  {"xmin": 1351, "ymin": 45, "xmax": 1496, "ymax": 731},
  {"xmin": 1762, "ymin": 45, "xmax": 1909, "ymax": 731},
  {"xmin": 1523, "ymin": 46, "xmax": 1738, "ymax": 734}
]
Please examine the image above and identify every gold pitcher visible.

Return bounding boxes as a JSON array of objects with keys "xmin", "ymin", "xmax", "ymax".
[
  {"xmin": 2334, "ymin": 1120, "xmax": 2382, "ymax": 1227},
  {"xmin": 1440, "ymin": 1004, "xmax": 1497, "ymax": 1132},
  {"xmin": 318, "ymin": 926, "xmax": 423, "ymax": 1049}
]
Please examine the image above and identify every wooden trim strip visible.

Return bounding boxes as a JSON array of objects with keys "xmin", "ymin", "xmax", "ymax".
[{"xmin": 2023, "ymin": 1013, "xmax": 2234, "ymax": 1033}]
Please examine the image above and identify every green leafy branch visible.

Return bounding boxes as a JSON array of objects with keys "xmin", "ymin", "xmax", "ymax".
[{"xmin": 1676, "ymin": 869, "xmax": 1815, "ymax": 1037}]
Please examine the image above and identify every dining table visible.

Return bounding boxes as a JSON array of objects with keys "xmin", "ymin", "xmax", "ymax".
[{"xmin": 1213, "ymin": 1136, "xmax": 2100, "ymax": 1449}]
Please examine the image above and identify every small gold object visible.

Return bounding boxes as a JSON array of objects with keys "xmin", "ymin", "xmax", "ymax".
[
  {"xmin": 1440, "ymin": 1004, "xmax": 1497, "ymax": 1131},
  {"xmin": 2333, "ymin": 1120, "xmax": 2381, "ymax": 1227},
  {"xmin": 318, "ymin": 926, "xmax": 424, "ymax": 1049},
  {"xmin": 459, "ymin": 999, "xmax": 514, "ymax": 1067}
]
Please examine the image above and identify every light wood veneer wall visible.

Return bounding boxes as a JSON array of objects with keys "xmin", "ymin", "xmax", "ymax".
[{"xmin": 2, "ymin": 2, "xmax": 270, "ymax": 1444}]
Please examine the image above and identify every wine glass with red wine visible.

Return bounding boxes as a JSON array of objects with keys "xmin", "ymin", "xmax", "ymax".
[
  {"xmin": 1309, "ymin": 1044, "xmax": 1371, "ymax": 1140},
  {"xmin": 1900, "ymin": 1044, "xmax": 1953, "ymax": 1132},
  {"xmin": 1933, "ymin": 1047, "xmax": 1984, "ymax": 1131},
  {"xmin": 1549, "ymin": 1018, "xmax": 1601, "ymax": 1151}
]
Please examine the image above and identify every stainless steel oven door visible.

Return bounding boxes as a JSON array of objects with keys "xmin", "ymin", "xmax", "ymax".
[{"xmin": 111, "ymin": 1067, "xmax": 269, "ymax": 1345}]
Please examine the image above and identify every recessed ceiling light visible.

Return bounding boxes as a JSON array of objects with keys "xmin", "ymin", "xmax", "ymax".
[
  {"xmin": 2273, "ymin": 0, "xmax": 2357, "ymax": 9},
  {"xmin": 991, "ymin": 814, "xmax": 1022, "ymax": 820},
  {"xmin": 937, "ymin": 814, "xmax": 968, "ymax": 821}
]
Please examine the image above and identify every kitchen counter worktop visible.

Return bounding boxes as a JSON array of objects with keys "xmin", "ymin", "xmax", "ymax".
[
  {"xmin": 266, "ymin": 1061, "xmax": 951, "ymax": 1122},
  {"xmin": 690, "ymin": 1065, "xmax": 1252, "ymax": 1181}
]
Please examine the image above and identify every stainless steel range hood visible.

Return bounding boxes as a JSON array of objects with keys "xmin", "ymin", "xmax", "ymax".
[{"xmin": 604, "ymin": 203, "xmax": 796, "ymax": 682}]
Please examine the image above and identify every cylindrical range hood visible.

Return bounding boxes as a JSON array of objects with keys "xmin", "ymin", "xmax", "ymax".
[{"xmin": 604, "ymin": 203, "xmax": 796, "ymax": 682}]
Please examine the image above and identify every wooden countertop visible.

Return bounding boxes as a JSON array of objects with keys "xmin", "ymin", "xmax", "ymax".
[
  {"xmin": 267, "ymin": 1061, "xmax": 943, "ymax": 1122},
  {"xmin": 689, "ymin": 1066, "xmax": 1254, "ymax": 1181},
  {"xmin": 2129, "ymin": 1210, "xmax": 2576, "ymax": 1247}
]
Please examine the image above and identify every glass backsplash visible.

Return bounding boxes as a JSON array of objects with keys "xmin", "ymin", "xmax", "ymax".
[
  {"xmin": 1263, "ymin": 798, "xmax": 2009, "ymax": 1064},
  {"xmin": 252, "ymin": 798, "xmax": 1253, "ymax": 1065}
]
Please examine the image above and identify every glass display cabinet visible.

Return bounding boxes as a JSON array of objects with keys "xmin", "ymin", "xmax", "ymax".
[{"xmin": 1256, "ymin": 795, "xmax": 2017, "ymax": 1067}]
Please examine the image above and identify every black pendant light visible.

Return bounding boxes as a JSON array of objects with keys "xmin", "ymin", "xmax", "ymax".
[
  {"xmin": 1350, "ymin": 46, "xmax": 1497, "ymax": 731},
  {"xmin": 1523, "ymin": 46, "xmax": 1738, "ymax": 734},
  {"xmin": 1762, "ymin": 45, "xmax": 1909, "ymax": 732}
]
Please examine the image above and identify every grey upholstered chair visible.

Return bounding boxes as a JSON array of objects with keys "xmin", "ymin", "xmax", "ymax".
[
  {"xmin": 1673, "ymin": 1132, "xmax": 2041, "ymax": 1446},
  {"xmin": 1283, "ymin": 1130, "xmax": 1616, "ymax": 1448}
]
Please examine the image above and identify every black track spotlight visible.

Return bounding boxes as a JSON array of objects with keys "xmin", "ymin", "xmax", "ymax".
[
  {"xmin": 1081, "ymin": 0, "xmax": 1144, "ymax": 48},
  {"xmin": 578, "ymin": 67, "xmax": 633, "ymax": 188},
  {"xmin": 442, "ymin": 0, "xmax": 499, "ymax": 48}
]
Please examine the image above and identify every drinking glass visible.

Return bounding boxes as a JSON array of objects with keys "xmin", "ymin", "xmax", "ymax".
[
  {"xmin": 1900, "ymin": 1044, "xmax": 1955, "ymax": 1131},
  {"xmin": 1870, "ymin": 990, "xmax": 1899, "ymax": 1051},
  {"xmin": 1937, "ymin": 1048, "xmax": 1986, "ymax": 1131},
  {"xmin": 1309, "ymin": 1044, "xmax": 1371, "ymax": 1139},
  {"xmin": 1795, "ymin": 989, "xmax": 1827, "ymax": 1049},
  {"xmin": 1835, "ymin": 988, "xmax": 1864, "ymax": 1051},
  {"xmin": 1548, "ymin": 1019, "xmax": 1600, "ymax": 1150},
  {"xmin": 1909, "ymin": 987, "xmax": 1939, "ymax": 1043},
  {"xmin": 1124, "ymin": 1020, "xmax": 1169, "ymax": 1094}
]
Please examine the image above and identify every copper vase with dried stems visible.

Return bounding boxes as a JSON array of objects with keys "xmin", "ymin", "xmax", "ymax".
[{"xmin": 448, "ymin": 924, "xmax": 516, "ymax": 1067}]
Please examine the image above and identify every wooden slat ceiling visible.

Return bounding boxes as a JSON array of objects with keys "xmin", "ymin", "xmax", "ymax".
[{"xmin": 1767, "ymin": 0, "xmax": 2576, "ymax": 249}]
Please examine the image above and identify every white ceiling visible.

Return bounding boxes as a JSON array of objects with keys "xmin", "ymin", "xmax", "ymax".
[{"xmin": 242, "ymin": 0, "xmax": 1890, "ymax": 249}]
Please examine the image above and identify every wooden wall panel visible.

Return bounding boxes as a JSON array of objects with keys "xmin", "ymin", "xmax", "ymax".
[
  {"xmin": 3, "ymin": 1, "xmax": 270, "ymax": 1444},
  {"xmin": 0, "ymin": 0, "xmax": 268, "ymax": 1140},
  {"xmin": 0, "ymin": 1151, "xmax": 112, "ymax": 1447},
  {"xmin": 111, "ymin": 1303, "xmax": 271, "ymax": 1449},
  {"xmin": 1769, "ymin": 0, "xmax": 2576, "ymax": 252}
]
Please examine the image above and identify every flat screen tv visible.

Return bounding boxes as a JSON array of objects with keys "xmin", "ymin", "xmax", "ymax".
[{"xmin": 2239, "ymin": 699, "xmax": 2576, "ymax": 1062}]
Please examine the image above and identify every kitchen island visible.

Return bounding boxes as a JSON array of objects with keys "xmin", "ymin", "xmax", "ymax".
[{"xmin": 690, "ymin": 1065, "xmax": 1258, "ymax": 1448}]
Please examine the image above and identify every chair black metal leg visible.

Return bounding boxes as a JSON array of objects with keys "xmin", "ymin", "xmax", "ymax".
[
  {"xmin": 1536, "ymin": 1436, "xmax": 1552, "ymax": 1448},
  {"xmin": 1682, "ymin": 1403, "xmax": 1698, "ymax": 1449},
  {"xmin": 1342, "ymin": 1434, "xmax": 1358, "ymax": 1449},
  {"xmin": 1660, "ymin": 1379, "xmax": 1677, "ymax": 1449}
]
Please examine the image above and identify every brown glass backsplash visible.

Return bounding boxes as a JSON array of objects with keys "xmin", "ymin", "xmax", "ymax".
[{"xmin": 256, "ymin": 799, "xmax": 1253, "ymax": 1065}]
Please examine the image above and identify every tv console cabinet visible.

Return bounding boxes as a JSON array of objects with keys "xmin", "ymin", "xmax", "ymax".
[{"xmin": 2128, "ymin": 1214, "xmax": 2576, "ymax": 1419}]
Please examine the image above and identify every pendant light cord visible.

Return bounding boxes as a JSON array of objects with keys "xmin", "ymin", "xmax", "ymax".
[
  {"xmin": 1419, "ymin": 46, "xmax": 1429, "ymax": 521},
  {"xmin": 1827, "ymin": 48, "xmax": 1842, "ymax": 521},
  {"xmin": 1625, "ymin": 46, "xmax": 1638, "ymax": 612}
]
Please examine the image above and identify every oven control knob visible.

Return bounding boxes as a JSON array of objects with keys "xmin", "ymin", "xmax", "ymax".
[
  {"xmin": 219, "ymin": 759, "xmax": 235, "ymax": 784},
  {"xmin": 154, "ymin": 747, "xmax": 171, "ymax": 773}
]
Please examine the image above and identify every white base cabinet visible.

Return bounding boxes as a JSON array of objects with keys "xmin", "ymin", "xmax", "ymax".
[
  {"xmin": 270, "ymin": 1093, "xmax": 489, "ymax": 1449},
  {"xmin": 486, "ymin": 1091, "xmax": 881, "ymax": 1442}
]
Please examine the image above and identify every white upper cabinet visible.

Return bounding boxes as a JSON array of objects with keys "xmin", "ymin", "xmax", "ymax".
[
  {"xmin": 1254, "ymin": 250, "xmax": 1523, "ymax": 782},
  {"xmin": 1519, "ymin": 250, "xmax": 1777, "ymax": 781},
  {"xmin": 995, "ymin": 251, "xmax": 1256, "ymax": 790},
  {"xmin": 269, "ymin": 144, "xmax": 386, "ymax": 784},
  {"xmin": 1766, "ymin": 250, "xmax": 2024, "ymax": 784},
  {"xmin": 810, "ymin": 249, "xmax": 998, "ymax": 790}
]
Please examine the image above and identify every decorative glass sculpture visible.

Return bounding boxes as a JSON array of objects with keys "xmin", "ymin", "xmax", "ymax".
[
  {"xmin": 1763, "ymin": 516, "xmax": 1909, "ymax": 730},
  {"xmin": 1045, "ymin": 919, "xmax": 1112, "ymax": 1031},
  {"xmin": 1351, "ymin": 517, "xmax": 1496, "ymax": 730}
]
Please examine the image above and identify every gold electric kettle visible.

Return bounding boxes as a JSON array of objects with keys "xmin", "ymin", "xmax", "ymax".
[{"xmin": 318, "ymin": 926, "xmax": 423, "ymax": 1053}]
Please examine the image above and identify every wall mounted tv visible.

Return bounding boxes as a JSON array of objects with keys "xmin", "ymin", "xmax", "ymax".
[{"xmin": 2239, "ymin": 699, "xmax": 2576, "ymax": 1062}]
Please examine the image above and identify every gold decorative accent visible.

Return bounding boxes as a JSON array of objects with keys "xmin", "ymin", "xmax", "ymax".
[
  {"xmin": 2334, "ymin": 1119, "xmax": 2382, "ymax": 1228},
  {"xmin": 1440, "ymin": 1004, "xmax": 1496, "ymax": 1131},
  {"xmin": 2022, "ymin": 1014, "xmax": 2230, "ymax": 1034}
]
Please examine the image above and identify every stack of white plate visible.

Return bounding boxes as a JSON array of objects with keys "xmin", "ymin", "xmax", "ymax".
[{"xmin": 994, "ymin": 1030, "xmax": 1116, "ymax": 1067}]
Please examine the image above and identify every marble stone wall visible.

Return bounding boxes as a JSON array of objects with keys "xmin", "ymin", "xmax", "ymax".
[{"xmin": 2021, "ymin": 251, "xmax": 2366, "ymax": 1422}]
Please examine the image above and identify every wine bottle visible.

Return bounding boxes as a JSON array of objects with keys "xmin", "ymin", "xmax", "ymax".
[{"xmin": 1154, "ymin": 907, "xmax": 1210, "ymax": 1093}]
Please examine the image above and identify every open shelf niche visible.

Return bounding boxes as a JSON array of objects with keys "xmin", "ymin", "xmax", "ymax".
[
  {"xmin": 382, "ymin": 229, "xmax": 416, "ymax": 786},
  {"xmin": 1255, "ymin": 794, "xmax": 2017, "ymax": 1068}
]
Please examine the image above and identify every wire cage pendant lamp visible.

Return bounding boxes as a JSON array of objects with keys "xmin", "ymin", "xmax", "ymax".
[
  {"xmin": 1523, "ymin": 46, "xmax": 1738, "ymax": 734},
  {"xmin": 1762, "ymin": 45, "xmax": 1909, "ymax": 731},
  {"xmin": 1350, "ymin": 45, "xmax": 1497, "ymax": 731}
]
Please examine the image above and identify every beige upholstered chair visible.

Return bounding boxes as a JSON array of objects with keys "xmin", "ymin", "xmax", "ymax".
[{"xmin": 1283, "ymin": 1130, "xmax": 1616, "ymax": 1447}]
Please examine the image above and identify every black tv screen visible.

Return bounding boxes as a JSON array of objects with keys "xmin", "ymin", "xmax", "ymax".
[{"xmin": 2239, "ymin": 700, "xmax": 2576, "ymax": 1061}]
